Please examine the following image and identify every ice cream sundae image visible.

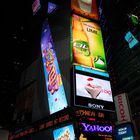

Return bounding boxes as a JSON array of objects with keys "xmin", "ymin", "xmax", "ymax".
[{"xmin": 85, "ymin": 78, "xmax": 102, "ymax": 98}]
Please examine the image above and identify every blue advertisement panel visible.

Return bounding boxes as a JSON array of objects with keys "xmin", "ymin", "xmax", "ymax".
[
  {"xmin": 115, "ymin": 123, "xmax": 134, "ymax": 140},
  {"xmin": 41, "ymin": 19, "xmax": 68, "ymax": 114},
  {"xmin": 75, "ymin": 65, "xmax": 109, "ymax": 78},
  {"xmin": 53, "ymin": 124, "xmax": 75, "ymax": 140},
  {"xmin": 125, "ymin": 31, "xmax": 139, "ymax": 49}
]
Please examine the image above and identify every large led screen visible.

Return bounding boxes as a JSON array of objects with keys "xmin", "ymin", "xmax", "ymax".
[
  {"xmin": 71, "ymin": 14, "xmax": 107, "ymax": 72},
  {"xmin": 71, "ymin": 0, "xmax": 99, "ymax": 20},
  {"xmin": 41, "ymin": 19, "xmax": 68, "ymax": 114},
  {"xmin": 73, "ymin": 69, "xmax": 114, "ymax": 111},
  {"xmin": 53, "ymin": 124, "xmax": 75, "ymax": 140}
]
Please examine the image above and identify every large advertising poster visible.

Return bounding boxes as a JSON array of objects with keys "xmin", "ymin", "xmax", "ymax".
[
  {"xmin": 41, "ymin": 19, "xmax": 68, "ymax": 114},
  {"xmin": 71, "ymin": 0, "xmax": 99, "ymax": 20},
  {"xmin": 71, "ymin": 14, "xmax": 107, "ymax": 72},
  {"xmin": 73, "ymin": 69, "xmax": 114, "ymax": 111},
  {"xmin": 53, "ymin": 124, "xmax": 75, "ymax": 140}
]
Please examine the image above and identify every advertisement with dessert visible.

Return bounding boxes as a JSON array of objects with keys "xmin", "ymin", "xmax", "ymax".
[
  {"xmin": 71, "ymin": 14, "xmax": 107, "ymax": 72},
  {"xmin": 73, "ymin": 67, "xmax": 115, "ymax": 111},
  {"xmin": 71, "ymin": 0, "xmax": 99, "ymax": 20},
  {"xmin": 41, "ymin": 19, "xmax": 68, "ymax": 114},
  {"xmin": 76, "ymin": 73, "xmax": 113, "ymax": 102}
]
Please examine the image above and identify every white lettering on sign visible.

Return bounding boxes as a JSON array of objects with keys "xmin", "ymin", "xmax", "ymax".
[
  {"xmin": 118, "ymin": 127, "xmax": 127, "ymax": 135},
  {"xmin": 88, "ymin": 103, "xmax": 104, "ymax": 110}
]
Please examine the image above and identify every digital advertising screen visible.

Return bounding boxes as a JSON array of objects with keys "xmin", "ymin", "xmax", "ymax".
[
  {"xmin": 71, "ymin": 14, "xmax": 107, "ymax": 72},
  {"xmin": 73, "ymin": 69, "xmax": 114, "ymax": 112},
  {"xmin": 115, "ymin": 123, "xmax": 134, "ymax": 140},
  {"xmin": 53, "ymin": 124, "xmax": 75, "ymax": 140},
  {"xmin": 41, "ymin": 19, "xmax": 68, "ymax": 114},
  {"xmin": 71, "ymin": 0, "xmax": 99, "ymax": 20},
  {"xmin": 76, "ymin": 73, "xmax": 113, "ymax": 101},
  {"xmin": 78, "ymin": 121, "xmax": 113, "ymax": 140},
  {"xmin": 124, "ymin": 31, "xmax": 139, "ymax": 49}
]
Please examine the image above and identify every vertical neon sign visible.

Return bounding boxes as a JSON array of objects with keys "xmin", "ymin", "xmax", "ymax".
[{"xmin": 41, "ymin": 19, "xmax": 68, "ymax": 114}]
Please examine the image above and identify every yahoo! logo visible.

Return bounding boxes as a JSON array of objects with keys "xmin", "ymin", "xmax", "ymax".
[{"xmin": 81, "ymin": 123, "xmax": 112, "ymax": 133}]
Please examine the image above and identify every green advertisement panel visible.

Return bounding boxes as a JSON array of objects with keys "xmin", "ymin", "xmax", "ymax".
[{"xmin": 71, "ymin": 14, "xmax": 107, "ymax": 72}]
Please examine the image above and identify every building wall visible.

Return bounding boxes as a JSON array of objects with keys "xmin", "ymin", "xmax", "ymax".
[
  {"xmin": 0, "ymin": 130, "xmax": 9, "ymax": 140},
  {"xmin": 100, "ymin": 1, "xmax": 140, "ymax": 137},
  {"xmin": 17, "ymin": 0, "xmax": 71, "ymax": 124}
]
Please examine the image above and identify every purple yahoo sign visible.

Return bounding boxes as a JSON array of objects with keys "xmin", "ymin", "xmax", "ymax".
[{"xmin": 81, "ymin": 123, "xmax": 112, "ymax": 133}]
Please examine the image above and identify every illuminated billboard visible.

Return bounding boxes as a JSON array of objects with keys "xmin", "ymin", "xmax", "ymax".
[
  {"xmin": 53, "ymin": 124, "xmax": 75, "ymax": 140},
  {"xmin": 41, "ymin": 19, "xmax": 68, "ymax": 114},
  {"xmin": 73, "ymin": 68, "xmax": 114, "ymax": 111},
  {"xmin": 71, "ymin": 14, "xmax": 107, "ymax": 72},
  {"xmin": 115, "ymin": 123, "xmax": 134, "ymax": 140},
  {"xmin": 71, "ymin": 0, "xmax": 99, "ymax": 20},
  {"xmin": 76, "ymin": 73, "xmax": 113, "ymax": 101},
  {"xmin": 78, "ymin": 121, "xmax": 113, "ymax": 140},
  {"xmin": 125, "ymin": 31, "xmax": 139, "ymax": 49},
  {"xmin": 75, "ymin": 109, "xmax": 114, "ymax": 121}
]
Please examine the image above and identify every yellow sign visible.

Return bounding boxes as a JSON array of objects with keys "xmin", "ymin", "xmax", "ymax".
[
  {"xmin": 71, "ymin": 14, "xmax": 107, "ymax": 71},
  {"xmin": 79, "ymin": 133, "xmax": 87, "ymax": 140}
]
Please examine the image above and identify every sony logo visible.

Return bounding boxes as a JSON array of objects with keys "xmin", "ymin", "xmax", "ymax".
[{"xmin": 88, "ymin": 103, "xmax": 104, "ymax": 110}]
